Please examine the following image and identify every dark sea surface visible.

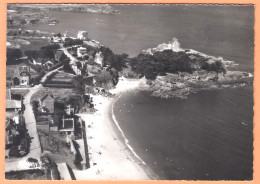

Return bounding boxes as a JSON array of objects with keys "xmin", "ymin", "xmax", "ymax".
[
  {"xmin": 28, "ymin": 5, "xmax": 254, "ymax": 180},
  {"xmin": 113, "ymin": 87, "xmax": 253, "ymax": 180}
]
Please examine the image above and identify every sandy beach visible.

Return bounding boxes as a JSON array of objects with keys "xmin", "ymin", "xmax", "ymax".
[{"xmin": 72, "ymin": 77, "xmax": 156, "ymax": 180}]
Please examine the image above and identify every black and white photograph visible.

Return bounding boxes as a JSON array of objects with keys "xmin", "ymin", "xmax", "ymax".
[{"xmin": 5, "ymin": 4, "xmax": 254, "ymax": 180}]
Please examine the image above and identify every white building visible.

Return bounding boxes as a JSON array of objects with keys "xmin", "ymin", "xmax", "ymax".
[
  {"xmin": 77, "ymin": 31, "xmax": 88, "ymax": 40},
  {"xmin": 94, "ymin": 51, "xmax": 104, "ymax": 66},
  {"xmin": 77, "ymin": 47, "xmax": 87, "ymax": 57}
]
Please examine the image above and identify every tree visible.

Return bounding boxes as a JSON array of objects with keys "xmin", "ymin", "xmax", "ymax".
[
  {"xmin": 6, "ymin": 48, "xmax": 22, "ymax": 63},
  {"xmin": 41, "ymin": 44, "xmax": 60, "ymax": 51},
  {"xmin": 24, "ymin": 50, "xmax": 39, "ymax": 59},
  {"xmin": 63, "ymin": 58, "xmax": 75, "ymax": 74},
  {"xmin": 201, "ymin": 60, "xmax": 226, "ymax": 74},
  {"xmin": 95, "ymin": 70, "xmax": 114, "ymax": 89},
  {"xmin": 72, "ymin": 75, "xmax": 85, "ymax": 95},
  {"xmin": 55, "ymin": 33, "xmax": 62, "ymax": 38},
  {"xmin": 9, "ymin": 146, "xmax": 20, "ymax": 157},
  {"xmin": 13, "ymin": 77, "xmax": 20, "ymax": 85},
  {"xmin": 129, "ymin": 50, "xmax": 194, "ymax": 80}
]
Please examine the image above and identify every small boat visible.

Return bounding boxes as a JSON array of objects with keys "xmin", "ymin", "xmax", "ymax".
[{"xmin": 241, "ymin": 122, "xmax": 248, "ymax": 126}]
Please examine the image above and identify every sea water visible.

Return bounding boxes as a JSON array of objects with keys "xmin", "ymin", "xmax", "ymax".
[{"xmin": 27, "ymin": 4, "xmax": 254, "ymax": 180}]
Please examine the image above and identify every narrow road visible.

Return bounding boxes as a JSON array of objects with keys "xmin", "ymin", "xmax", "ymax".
[{"xmin": 61, "ymin": 48, "xmax": 77, "ymax": 65}]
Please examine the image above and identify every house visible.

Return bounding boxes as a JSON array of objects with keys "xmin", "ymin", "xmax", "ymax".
[
  {"xmin": 77, "ymin": 31, "xmax": 88, "ymax": 40},
  {"xmin": 77, "ymin": 47, "xmax": 87, "ymax": 57},
  {"xmin": 49, "ymin": 120, "xmax": 58, "ymax": 131},
  {"xmin": 94, "ymin": 51, "xmax": 104, "ymax": 66},
  {"xmin": 32, "ymin": 59, "xmax": 42, "ymax": 66},
  {"xmin": 6, "ymin": 89, "xmax": 22, "ymax": 112},
  {"xmin": 13, "ymin": 116, "xmax": 19, "ymax": 126},
  {"xmin": 44, "ymin": 61, "xmax": 54, "ymax": 70},
  {"xmin": 59, "ymin": 117, "xmax": 74, "ymax": 134},
  {"xmin": 72, "ymin": 63, "xmax": 82, "ymax": 75},
  {"xmin": 54, "ymin": 49, "xmax": 64, "ymax": 61},
  {"xmin": 39, "ymin": 93, "xmax": 55, "ymax": 113},
  {"xmin": 6, "ymin": 89, "xmax": 11, "ymax": 100},
  {"xmin": 8, "ymin": 62, "xmax": 40, "ymax": 86},
  {"xmin": 6, "ymin": 100, "xmax": 22, "ymax": 111},
  {"xmin": 65, "ymin": 105, "xmax": 74, "ymax": 116},
  {"xmin": 18, "ymin": 66, "xmax": 31, "ymax": 86},
  {"xmin": 52, "ymin": 36, "xmax": 62, "ymax": 43},
  {"xmin": 61, "ymin": 31, "xmax": 69, "ymax": 42}
]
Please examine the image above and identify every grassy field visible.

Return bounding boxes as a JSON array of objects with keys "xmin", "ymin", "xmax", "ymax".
[{"xmin": 19, "ymin": 39, "xmax": 50, "ymax": 54}]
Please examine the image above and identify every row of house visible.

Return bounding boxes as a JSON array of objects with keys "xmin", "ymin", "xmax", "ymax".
[
  {"xmin": 6, "ymin": 89, "xmax": 22, "ymax": 111},
  {"xmin": 35, "ymin": 92, "xmax": 91, "ymax": 170},
  {"xmin": 52, "ymin": 30, "xmax": 88, "ymax": 44},
  {"xmin": 36, "ymin": 93, "xmax": 77, "ymax": 139}
]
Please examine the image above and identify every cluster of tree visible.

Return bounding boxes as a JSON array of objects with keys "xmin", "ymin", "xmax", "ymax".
[
  {"xmin": 96, "ymin": 46, "xmax": 128, "ymax": 86},
  {"xmin": 94, "ymin": 70, "xmax": 114, "ymax": 89},
  {"xmin": 130, "ymin": 50, "xmax": 193, "ymax": 80},
  {"xmin": 62, "ymin": 58, "xmax": 75, "ymax": 74},
  {"xmin": 24, "ymin": 44, "xmax": 60, "ymax": 60},
  {"xmin": 100, "ymin": 46, "xmax": 128, "ymax": 72},
  {"xmin": 71, "ymin": 75, "xmax": 86, "ymax": 95},
  {"xmin": 40, "ymin": 44, "xmax": 60, "ymax": 51},
  {"xmin": 32, "ymin": 100, "xmax": 39, "ymax": 118},
  {"xmin": 129, "ymin": 50, "xmax": 228, "ymax": 80},
  {"xmin": 6, "ymin": 48, "xmax": 22, "ymax": 63},
  {"xmin": 200, "ymin": 60, "xmax": 227, "ymax": 74},
  {"xmin": 8, "ymin": 115, "xmax": 31, "ymax": 157},
  {"xmin": 63, "ymin": 38, "xmax": 83, "ymax": 47}
]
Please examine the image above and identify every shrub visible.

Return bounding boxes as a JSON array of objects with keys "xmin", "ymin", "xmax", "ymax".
[
  {"xmin": 9, "ymin": 146, "xmax": 20, "ymax": 157},
  {"xmin": 7, "ymin": 48, "xmax": 22, "ymax": 63},
  {"xmin": 63, "ymin": 58, "xmax": 75, "ymax": 74},
  {"xmin": 201, "ymin": 60, "xmax": 227, "ymax": 74},
  {"xmin": 41, "ymin": 44, "xmax": 60, "ymax": 51}
]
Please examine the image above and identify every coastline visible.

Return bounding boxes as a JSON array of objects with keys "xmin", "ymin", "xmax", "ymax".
[{"xmin": 72, "ymin": 77, "xmax": 158, "ymax": 180}]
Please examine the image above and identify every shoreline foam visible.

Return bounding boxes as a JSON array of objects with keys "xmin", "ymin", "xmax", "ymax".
[
  {"xmin": 111, "ymin": 95, "xmax": 146, "ymax": 165},
  {"xmin": 72, "ymin": 77, "xmax": 157, "ymax": 180}
]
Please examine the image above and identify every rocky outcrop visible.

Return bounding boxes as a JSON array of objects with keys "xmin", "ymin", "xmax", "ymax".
[
  {"xmin": 83, "ymin": 40, "xmax": 102, "ymax": 49},
  {"xmin": 138, "ymin": 37, "xmax": 253, "ymax": 98},
  {"xmin": 145, "ymin": 70, "xmax": 252, "ymax": 99}
]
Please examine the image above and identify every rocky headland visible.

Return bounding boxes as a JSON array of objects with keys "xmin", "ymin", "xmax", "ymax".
[{"xmin": 136, "ymin": 38, "xmax": 253, "ymax": 98}]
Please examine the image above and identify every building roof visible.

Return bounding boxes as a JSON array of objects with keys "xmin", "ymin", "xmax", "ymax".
[
  {"xmin": 55, "ymin": 50, "xmax": 64, "ymax": 60},
  {"xmin": 40, "ymin": 93, "xmax": 54, "ymax": 102},
  {"xmin": 19, "ymin": 66, "xmax": 30, "ymax": 75},
  {"xmin": 6, "ymin": 100, "xmax": 21, "ymax": 109},
  {"xmin": 6, "ymin": 89, "xmax": 11, "ymax": 100},
  {"xmin": 60, "ymin": 118, "xmax": 74, "ymax": 131}
]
